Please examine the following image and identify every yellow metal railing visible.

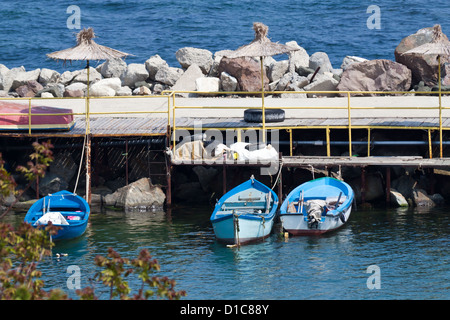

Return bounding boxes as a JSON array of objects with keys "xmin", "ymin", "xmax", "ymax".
[
  {"xmin": 1, "ymin": 89, "xmax": 450, "ymax": 158},
  {"xmin": 165, "ymin": 89, "xmax": 450, "ymax": 159},
  {"xmin": 0, "ymin": 93, "xmax": 172, "ymax": 135}
]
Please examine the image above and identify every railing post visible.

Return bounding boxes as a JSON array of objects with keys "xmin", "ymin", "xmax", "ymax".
[
  {"xmin": 347, "ymin": 92, "xmax": 352, "ymax": 157},
  {"xmin": 28, "ymin": 98, "xmax": 32, "ymax": 135},
  {"xmin": 367, "ymin": 128, "xmax": 371, "ymax": 157},
  {"xmin": 326, "ymin": 127, "xmax": 331, "ymax": 157}
]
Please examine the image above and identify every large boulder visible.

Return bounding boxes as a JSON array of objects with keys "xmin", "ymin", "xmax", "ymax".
[
  {"xmin": 304, "ymin": 74, "xmax": 338, "ymax": 97},
  {"xmin": 171, "ymin": 64, "xmax": 204, "ymax": 95},
  {"xmin": 309, "ymin": 52, "xmax": 333, "ymax": 74},
  {"xmin": 10, "ymin": 68, "xmax": 41, "ymax": 92},
  {"xmin": 337, "ymin": 59, "xmax": 412, "ymax": 94},
  {"xmin": 395, "ymin": 26, "xmax": 449, "ymax": 86},
  {"xmin": 145, "ymin": 54, "xmax": 169, "ymax": 81},
  {"xmin": 104, "ymin": 178, "xmax": 166, "ymax": 210},
  {"xmin": 64, "ymin": 82, "xmax": 87, "ymax": 97},
  {"xmin": 218, "ymin": 57, "xmax": 269, "ymax": 92},
  {"xmin": 196, "ymin": 77, "xmax": 220, "ymax": 93},
  {"xmin": 15, "ymin": 80, "xmax": 43, "ymax": 97},
  {"xmin": 89, "ymin": 78, "xmax": 121, "ymax": 96},
  {"xmin": 176, "ymin": 47, "xmax": 213, "ymax": 74},
  {"xmin": 286, "ymin": 41, "xmax": 309, "ymax": 73},
  {"xmin": 120, "ymin": 63, "xmax": 149, "ymax": 88},
  {"xmin": 72, "ymin": 67, "xmax": 102, "ymax": 84},
  {"xmin": 38, "ymin": 68, "xmax": 61, "ymax": 87},
  {"xmin": 155, "ymin": 65, "xmax": 184, "ymax": 86},
  {"xmin": 100, "ymin": 58, "xmax": 127, "ymax": 78},
  {"xmin": 341, "ymin": 56, "xmax": 368, "ymax": 71},
  {"xmin": 268, "ymin": 60, "xmax": 289, "ymax": 83},
  {"xmin": 220, "ymin": 71, "xmax": 238, "ymax": 92}
]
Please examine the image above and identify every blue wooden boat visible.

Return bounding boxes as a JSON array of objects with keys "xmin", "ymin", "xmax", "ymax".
[
  {"xmin": 280, "ymin": 177, "xmax": 354, "ymax": 236},
  {"xmin": 24, "ymin": 190, "xmax": 90, "ymax": 241},
  {"xmin": 210, "ymin": 176, "xmax": 279, "ymax": 246}
]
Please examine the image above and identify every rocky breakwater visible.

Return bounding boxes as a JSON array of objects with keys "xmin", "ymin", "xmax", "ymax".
[{"xmin": 0, "ymin": 25, "xmax": 448, "ymax": 99}]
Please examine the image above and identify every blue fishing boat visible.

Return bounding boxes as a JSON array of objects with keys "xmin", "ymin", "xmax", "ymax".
[
  {"xmin": 280, "ymin": 177, "xmax": 354, "ymax": 236},
  {"xmin": 24, "ymin": 190, "xmax": 90, "ymax": 241},
  {"xmin": 210, "ymin": 176, "xmax": 279, "ymax": 246}
]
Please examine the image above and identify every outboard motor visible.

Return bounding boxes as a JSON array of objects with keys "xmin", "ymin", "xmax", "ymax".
[{"xmin": 306, "ymin": 200, "xmax": 326, "ymax": 229}]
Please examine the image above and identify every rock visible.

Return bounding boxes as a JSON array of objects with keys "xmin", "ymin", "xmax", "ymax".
[
  {"xmin": 276, "ymin": 72, "xmax": 309, "ymax": 91},
  {"xmin": 413, "ymin": 188, "xmax": 435, "ymax": 207},
  {"xmin": 309, "ymin": 52, "xmax": 333, "ymax": 74},
  {"xmin": 64, "ymin": 82, "xmax": 87, "ymax": 97},
  {"xmin": 286, "ymin": 41, "xmax": 309, "ymax": 73},
  {"xmin": 38, "ymin": 68, "xmax": 61, "ymax": 86},
  {"xmin": 218, "ymin": 57, "xmax": 269, "ymax": 92},
  {"xmin": 350, "ymin": 173, "xmax": 385, "ymax": 202},
  {"xmin": 196, "ymin": 77, "xmax": 220, "ymax": 93},
  {"xmin": 59, "ymin": 70, "xmax": 78, "ymax": 85},
  {"xmin": 90, "ymin": 78, "xmax": 122, "ymax": 96},
  {"xmin": 10, "ymin": 69, "xmax": 41, "ymax": 92},
  {"xmin": 100, "ymin": 58, "xmax": 127, "ymax": 78},
  {"xmin": 37, "ymin": 85, "xmax": 64, "ymax": 98},
  {"xmin": 176, "ymin": 47, "xmax": 213, "ymax": 74},
  {"xmin": 441, "ymin": 62, "xmax": 450, "ymax": 86},
  {"xmin": 341, "ymin": 56, "xmax": 368, "ymax": 70},
  {"xmin": 120, "ymin": 64, "xmax": 149, "ymax": 88},
  {"xmin": 15, "ymin": 80, "xmax": 43, "ymax": 97},
  {"xmin": 220, "ymin": 71, "xmax": 238, "ymax": 92},
  {"xmin": 297, "ymin": 66, "xmax": 315, "ymax": 77},
  {"xmin": 34, "ymin": 172, "xmax": 69, "ymax": 197},
  {"xmin": 90, "ymin": 84, "xmax": 116, "ymax": 97},
  {"xmin": 392, "ymin": 174, "xmax": 416, "ymax": 200},
  {"xmin": 395, "ymin": 26, "xmax": 449, "ymax": 86},
  {"xmin": 133, "ymin": 86, "xmax": 152, "ymax": 95},
  {"xmin": 152, "ymin": 83, "xmax": 169, "ymax": 94},
  {"xmin": 73, "ymin": 67, "xmax": 102, "ymax": 84},
  {"xmin": 193, "ymin": 166, "xmax": 218, "ymax": 192},
  {"xmin": 209, "ymin": 55, "xmax": 223, "ymax": 77},
  {"xmin": 336, "ymin": 59, "xmax": 412, "ymax": 94},
  {"xmin": 171, "ymin": 64, "xmax": 205, "ymax": 95},
  {"xmin": 268, "ymin": 60, "xmax": 289, "ymax": 82},
  {"xmin": 116, "ymin": 86, "xmax": 132, "ymax": 96},
  {"xmin": 40, "ymin": 92, "xmax": 54, "ymax": 98},
  {"xmin": 390, "ymin": 188, "xmax": 409, "ymax": 207},
  {"xmin": 49, "ymin": 151, "xmax": 78, "ymax": 184},
  {"xmin": 104, "ymin": 178, "xmax": 165, "ymax": 209},
  {"xmin": 303, "ymin": 74, "xmax": 339, "ymax": 97},
  {"xmin": 145, "ymin": 54, "xmax": 169, "ymax": 81},
  {"xmin": 154, "ymin": 65, "xmax": 184, "ymax": 86}
]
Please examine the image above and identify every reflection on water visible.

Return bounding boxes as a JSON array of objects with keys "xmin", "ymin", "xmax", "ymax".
[{"xmin": 2, "ymin": 204, "xmax": 449, "ymax": 300}]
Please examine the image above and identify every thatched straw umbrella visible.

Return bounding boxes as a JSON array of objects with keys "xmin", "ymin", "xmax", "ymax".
[
  {"xmin": 217, "ymin": 22, "xmax": 299, "ymax": 142},
  {"xmin": 47, "ymin": 28, "xmax": 130, "ymax": 203},
  {"xmin": 403, "ymin": 24, "xmax": 450, "ymax": 157},
  {"xmin": 47, "ymin": 28, "xmax": 131, "ymax": 133}
]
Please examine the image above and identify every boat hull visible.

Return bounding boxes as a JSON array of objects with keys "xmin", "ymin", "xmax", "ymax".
[
  {"xmin": 281, "ymin": 205, "xmax": 352, "ymax": 236},
  {"xmin": 24, "ymin": 190, "xmax": 90, "ymax": 241},
  {"xmin": 210, "ymin": 178, "xmax": 279, "ymax": 246},
  {"xmin": 211, "ymin": 214, "xmax": 275, "ymax": 245},
  {"xmin": 280, "ymin": 177, "xmax": 354, "ymax": 236},
  {"xmin": 0, "ymin": 102, "xmax": 74, "ymax": 131}
]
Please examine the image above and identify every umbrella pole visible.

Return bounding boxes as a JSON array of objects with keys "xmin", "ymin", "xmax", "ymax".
[
  {"xmin": 260, "ymin": 56, "xmax": 266, "ymax": 143},
  {"xmin": 85, "ymin": 60, "xmax": 91, "ymax": 204},
  {"xmin": 439, "ymin": 55, "xmax": 443, "ymax": 158}
]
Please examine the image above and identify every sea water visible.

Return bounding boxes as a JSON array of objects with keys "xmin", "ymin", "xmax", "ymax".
[{"xmin": 3, "ymin": 204, "xmax": 449, "ymax": 300}]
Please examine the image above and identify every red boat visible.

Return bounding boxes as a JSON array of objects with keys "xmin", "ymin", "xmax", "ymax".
[{"xmin": 0, "ymin": 101, "xmax": 75, "ymax": 131}]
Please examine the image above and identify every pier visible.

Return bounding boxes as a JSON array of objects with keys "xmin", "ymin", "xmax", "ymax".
[{"xmin": 1, "ymin": 90, "xmax": 450, "ymax": 207}]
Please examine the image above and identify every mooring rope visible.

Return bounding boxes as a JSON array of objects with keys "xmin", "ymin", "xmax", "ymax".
[{"xmin": 73, "ymin": 134, "xmax": 87, "ymax": 194}]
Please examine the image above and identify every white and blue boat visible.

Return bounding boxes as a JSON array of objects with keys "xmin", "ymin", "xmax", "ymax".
[
  {"xmin": 210, "ymin": 176, "xmax": 279, "ymax": 246},
  {"xmin": 24, "ymin": 190, "xmax": 90, "ymax": 241},
  {"xmin": 280, "ymin": 177, "xmax": 354, "ymax": 236}
]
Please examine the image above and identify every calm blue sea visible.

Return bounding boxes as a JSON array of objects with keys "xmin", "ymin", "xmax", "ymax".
[{"xmin": 1, "ymin": 0, "xmax": 450, "ymax": 73}]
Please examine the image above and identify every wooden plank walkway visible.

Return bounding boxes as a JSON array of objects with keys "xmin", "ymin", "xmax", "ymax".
[
  {"xmin": 0, "ymin": 115, "xmax": 447, "ymax": 138},
  {"xmin": 170, "ymin": 156, "xmax": 450, "ymax": 168}
]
